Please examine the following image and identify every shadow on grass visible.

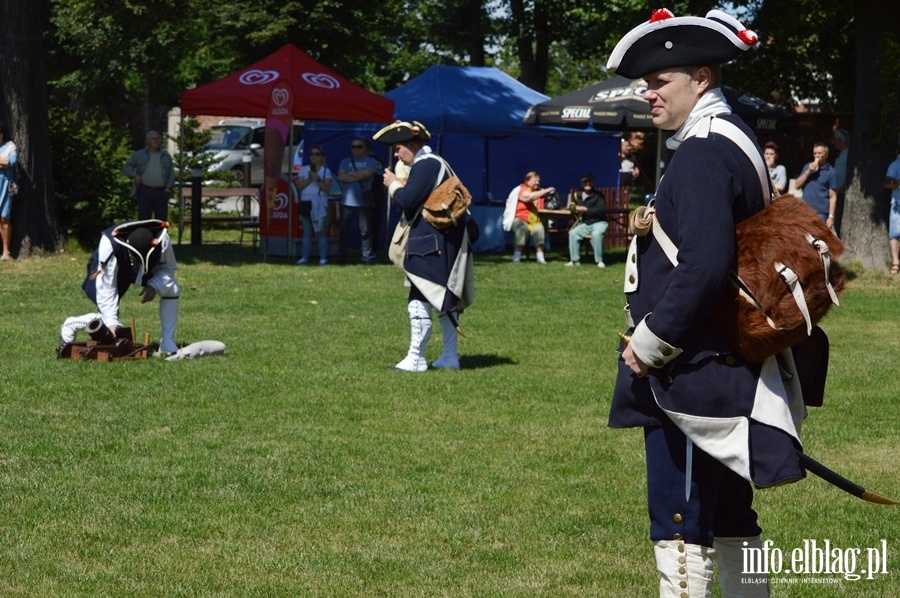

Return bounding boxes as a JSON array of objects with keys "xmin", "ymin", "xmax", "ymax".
[
  {"xmin": 173, "ymin": 243, "xmax": 286, "ymax": 267},
  {"xmin": 472, "ymin": 247, "xmax": 629, "ymax": 266},
  {"xmin": 459, "ymin": 353, "xmax": 517, "ymax": 369},
  {"xmin": 171, "ymin": 243, "xmax": 631, "ymax": 269}
]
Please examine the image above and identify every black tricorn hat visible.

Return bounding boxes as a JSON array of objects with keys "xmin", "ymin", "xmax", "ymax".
[
  {"xmin": 111, "ymin": 219, "xmax": 168, "ymax": 273},
  {"xmin": 607, "ymin": 9, "xmax": 758, "ymax": 80},
  {"xmin": 372, "ymin": 120, "xmax": 431, "ymax": 145}
]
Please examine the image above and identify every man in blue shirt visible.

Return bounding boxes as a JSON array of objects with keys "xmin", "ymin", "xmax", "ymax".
[
  {"xmin": 337, "ymin": 137, "xmax": 383, "ymax": 264},
  {"xmin": 795, "ymin": 142, "xmax": 838, "ymax": 226}
]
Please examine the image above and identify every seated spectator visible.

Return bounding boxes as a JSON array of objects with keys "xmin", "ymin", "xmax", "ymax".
[
  {"xmin": 566, "ymin": 174, "xmax": 609, "ymax": 268},
  {"xmin": 501, "ymin": 171, "xmax": 556, "ymax": 263}
]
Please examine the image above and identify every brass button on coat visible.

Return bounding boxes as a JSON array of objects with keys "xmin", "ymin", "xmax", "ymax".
[
  {"xmin": 673, "ymin": 513, "xmax": 683, "ymax": 523},
  {"xmin": 662, "ymin": 347, "xmax": 673, "ymax": 356},
  {"xmin": 726, "ymin": 355, "xmax": 736, "ymax": 365}
]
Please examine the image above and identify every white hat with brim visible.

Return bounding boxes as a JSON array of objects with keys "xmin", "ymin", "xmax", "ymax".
[{"xmin": 607, "ymin": 9, "xmax": 758, "ymax": 80}]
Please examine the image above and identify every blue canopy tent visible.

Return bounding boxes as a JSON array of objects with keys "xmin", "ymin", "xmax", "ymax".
[
  {"xmin": 306, "ymin": 66, "xmax": 619, "ymax": 251},
  {"xmin": 383, "ymin": 66, "xmax": 619, "ymax": 199}
]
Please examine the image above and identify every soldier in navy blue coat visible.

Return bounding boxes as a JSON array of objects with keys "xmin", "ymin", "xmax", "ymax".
[
  {"xmin": 374, "ymin": 121, "xmax": 474, "ymax": 372},
  {"xmin": 607, "ymin": 9, "xmax": 805, "ymax": 597}
]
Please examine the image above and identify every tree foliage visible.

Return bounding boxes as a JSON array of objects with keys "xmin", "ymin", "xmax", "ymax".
[
  {"xmin": 49, "ymin": 108, "xmax": 134, "ymax": 248},
  {"xmin": 18, "ymin": 0, "xmax": 895, "ymax": 266},
  {"xmin": 170, "ymin": 116, "xmax": 218, "ymax": 185},
  {"xmin": 49, "ymin": 0, "xmax": 199, "ymax": 131},
  {"xmin": 724, "ymin": 0, "xmax": 856, "ymax": 111}
]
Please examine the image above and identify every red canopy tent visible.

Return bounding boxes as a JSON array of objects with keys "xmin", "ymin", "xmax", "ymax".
[
  {"xmin": 179, "ymin": 44, "xmax": 394, "ymax": 255},
  {"xmin": 180, "ymin": 43, "xmax": 394, "ymax": 121}
]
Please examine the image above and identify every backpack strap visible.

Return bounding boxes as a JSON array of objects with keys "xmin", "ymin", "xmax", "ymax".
[
  {"xmin": 637, "ymin": 200, "xmax": 679, "ymax": 266},
  {"xmin": 807, "ymin": 234, "xmax": 841, "ymax": 306},
  {"xmin": 702, "ymin": 117, "xmax": 774, "ymax": 206},
  {"xmin": 641, "ymin": 115, "xmax": 772, "ymax": 268},
  {"xmin": 421, "ymin": 153, "xmax": 453, "ymax": 190}
]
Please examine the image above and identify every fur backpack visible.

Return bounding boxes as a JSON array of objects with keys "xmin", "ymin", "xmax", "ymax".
[
  {"xmin": 633, "ymin": 117, "xmax": 845, "ymax": 362},
  {"xmin": 713, "ymin": 194, "xmax": 845, "ymax": 361}
]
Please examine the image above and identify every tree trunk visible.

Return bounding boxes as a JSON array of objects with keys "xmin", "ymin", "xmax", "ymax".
[
  {"xmin": 0, "ymin": 0, "xmax": 59, "ymax": 257},
  {"xmin": 465, "ymin": 0, "xmax": 486, "ymax": 67},
  {"xmin": 841, "ymin": 0, "xmax": 900, "ymax": 270},
  {"xmin": 510, "ymin": 0, "xmax": 537, "ymax": 89},
  {"xmin": 531, "ymin": 0, "xmax": 550, "ymax": 93},
  {"xmin": 510, "ymin": 0, "xmax": 550, "ymax": 93}
]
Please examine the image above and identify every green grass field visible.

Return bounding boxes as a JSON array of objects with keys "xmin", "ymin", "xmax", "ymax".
[{"xmin": 0, "ymin": 241, "xmax": 897, "ymax": 596}]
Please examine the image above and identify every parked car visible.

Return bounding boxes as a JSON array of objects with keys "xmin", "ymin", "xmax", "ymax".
[{"xmin": 205, "ymin": 121, "xmax": 303, "ymax": 185}]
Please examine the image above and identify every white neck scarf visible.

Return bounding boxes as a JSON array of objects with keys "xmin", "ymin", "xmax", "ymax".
[
  {"xmin": 413, "ymin": 145, "xmax": 434, "ymax": 162},
  {"xmin": 666, "ymin": 88, "xmax": 731, "ymax": 150}
]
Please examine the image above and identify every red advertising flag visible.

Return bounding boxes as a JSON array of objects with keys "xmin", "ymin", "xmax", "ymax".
[
  {"xmin": 258, "ymin": 175, "xmax": 300, "ymax": 237},
  {"xmin": 260, "ymin": 81, "xmax": 295, "ymax": 237}
]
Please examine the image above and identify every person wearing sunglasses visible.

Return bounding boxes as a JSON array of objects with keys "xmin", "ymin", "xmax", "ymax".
[
  {"xmin": 336, "ymin": 138, "xmax": 383, "ymax": 264},
  {"xmin": 292, "ymin": 145, "xmax": 333, "ymax": 265}
]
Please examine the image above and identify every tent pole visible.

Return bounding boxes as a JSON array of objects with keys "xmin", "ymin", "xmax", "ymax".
[
  {"xmin": 287, "ymin": 125, "xmax": 294, "ymax": 260},
  {"xmin": 483, "ymin": 137, "xmax": 489, "ymax": 203},
  {"xmin": 178, "ymin": 113, "xmax": 185, "ymax": 245}
]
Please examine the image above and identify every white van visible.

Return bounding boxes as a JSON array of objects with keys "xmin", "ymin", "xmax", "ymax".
[{"xmin": 205, "ymin": 120, "xmax": 303, "ymax": 185}]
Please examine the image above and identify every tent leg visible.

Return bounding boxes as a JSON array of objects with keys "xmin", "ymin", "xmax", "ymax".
[{"xmin": 178, "ymin": 114, "xmax": 185, "ymax": 245}]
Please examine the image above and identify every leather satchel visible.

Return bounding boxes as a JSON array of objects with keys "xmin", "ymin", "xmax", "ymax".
[{"xmin": 421, "ymin": 155, "xmax": 471, "ymax": 230}]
